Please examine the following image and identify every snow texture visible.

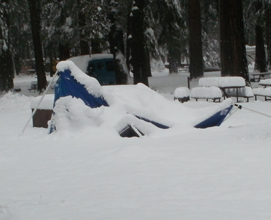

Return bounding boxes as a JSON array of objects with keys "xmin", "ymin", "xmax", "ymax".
[
  {"xmin": 199, "ymin": 76, "xmax": 246, "ymax": 87},
  {"xmin": 259, "ymin": 79, "xmax": 271, "ymax": 86},
  {"xmin": 190, "ymin": 86, "xmax": 222, "ymax": 99},
  {"xmin": 2, "ymin": 62, "xmax": 271, "ymax": 220},
  {"xmin": 30, "ymin": 94, "xmax": 54, "ymax": 110},
  {"xmin": 174, "ymin": 87, "xmax": 190, "ymax": 98}
]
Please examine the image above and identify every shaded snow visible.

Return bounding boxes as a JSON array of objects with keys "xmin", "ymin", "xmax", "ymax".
[{"xmin": 1, "ymin": 63, "xmax": 271, "ymax": 219}]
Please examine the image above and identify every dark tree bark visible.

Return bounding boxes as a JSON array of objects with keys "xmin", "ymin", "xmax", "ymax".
[
  {"xmin": 255, "ymin": 24, "xmax": 267, "ymax": 72},
  {"xmin": 0, "ymin": 0, "xmax": 14, "ymax": 91},
  {"xmin": 77, "ymin": 0, "xmax": 89, "ymax": 55},
  {"xmin": 108, "ymin": 1, "xmax": 127, "ymax": 84},
  {"xmin": 219, "ymin": 0, "xmax": 249, "ymax": 83},
  {"xmin": 168, "ymin": 46, "xmax": 181, "ymax": 74},
  {"xmin": 0, "ymin": 50, "xmax": 14, "ymax": 91},
  {"xmin": 228, "ymin": 0, "xmax": 249, "ymax": 82},
  {"xmin": 27, "ymin": 0, "xmax": 47, "ymax": 91},
  {"xmin": 129, "ymin": 0, "xmax": 151, "ymax": 86},
  {"xmin": 188, "ymin": 0, "xmax": 203, "ymax": 79},
  {"xmin": 265, "ymin": 6, "xmax": 271, "ymax": 69},
  {"xmin": 219, "ymin": 0, "xmax": 233, "ymax": 76}
]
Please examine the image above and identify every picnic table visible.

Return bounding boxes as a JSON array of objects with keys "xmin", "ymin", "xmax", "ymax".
[
  {"xmin": 259, "ymin": 79, "xmax": 271, "ymax": 87},
  {"xmin": 198, "ymin": 76, "xmax": 248, "ymax": 102},
  {"xmin": 28, "ymin": 81, "xmax": 38, "ymax": 92},
  {"xmin": 250, "ymin": 72, "xmax": 271, "ymax": 82}
]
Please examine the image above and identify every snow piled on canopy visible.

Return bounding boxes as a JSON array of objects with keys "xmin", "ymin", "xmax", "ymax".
[
  {"xmin": 56, "ymin": 60, "xmax": 103, "ymax": 97},
  {"xmin": 51, "ymin": 61, "xmax": 233, "ymax": 136}
]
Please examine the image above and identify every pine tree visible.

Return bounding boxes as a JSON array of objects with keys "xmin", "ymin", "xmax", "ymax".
[
  {"xmin": 0, "ymin": 0, "xmax": 14, "ymax": 91},
  {"xmin": 201, "ymin": 0, "xmax": 220, "ymax": 67},
  {"xmin": 228, "ymin": 0, "xmax": 249, "ymax": 82},
  {"xmin": 248, "ymin": 0, "xmax": 267, "ymax": 72},
  {"xmin": 219, "ymin": 0, "xmax": 249, "ymax": 82},
  {"xmin": 77, "ymin": 0, "xmax": 89, "ymax": 55},
  {"xmin": 27, "ymin": 0, "xmax": 47, "ymax": 91},
  {"xmin": 128, "ymin": 0, "xmax": 151, "ymax": 85},
  {"xmin": 154, "ymin": 0, "xmax": 187, "ymax": 73},
  {"xmin": 107, "ymin": 0, "xmax": 128, "ymax": 84},
  {"xmin": 219, "ymin": 0, "xmax": 233, "ymax": 76},
  {"xmin": 188, "ymin": 0, "xmax": 203, "ymax": 78}
]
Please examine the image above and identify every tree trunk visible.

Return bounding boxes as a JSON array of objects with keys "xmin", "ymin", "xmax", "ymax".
[
  {"xmin": 188, "ymin": 0, "xmax": 203, "ymax": 79},
  {"xmin": 77, "ymin": 0, "xmax": 89, "ymax": 55},
  {"xmin": 168, "ymin": 48, "xmax": 181, "ymax": 73},
  {"xmin": 265, "ymin": 6, "xmax": 271, "ymax": 69},
  {"xmin": 129, "ymin": 0, "xmax": 150, "ymax": 86},
  {"xmin": 228, "ymin": 0, "xmax": 249, "ymax": 82},
  {"xmin": 27, "ymin": 0, "xmax": 47, "ymax": 91},
  {"xmin": 108, "ymin": 1, "xmax": 128, "ymax": 84},
  {"xmin": 0, "ymin": 0, "xmax": 14, "ymax": 91},
  {"xmin": 219, "ymin": 0, "xmax": 233, "ymax": 76},
  {"xmin": 0, "ymin": 50, "xmax": 14, "ymax": 91},
  {"xmin": 255, "ymin": 24, "xmax": 267, "ymax": 72}
]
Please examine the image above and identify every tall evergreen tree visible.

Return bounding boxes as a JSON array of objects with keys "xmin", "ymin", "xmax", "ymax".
[
  {"xmin": 0, "ymin": 0, "xmax": 14, "ymax": 91},
  {"xmin": 219, "ymin": 0, "xmax": 249, "ymax": 82},
  {"xmin": 77, "ymin": 0, "xmax": 89, "ymax": 55},
  {"xmin": 228, "ymin": 0, "xmax": 249, "ymax": 82},
  {"xmin": 188, "ymin": 0, "xmax": 203, "ymax": 78},
  {"xmin": 155, "ymin": 0, "xmax": 186, "ymax": 73},
  {"xmin": 108, "ymin": 0, "xmax": 128, "ymax": 84},
  {"xmin": 27, "ymin": 0, "xmax": 47, "ymax": 91},
  {"xmin": 255, "ymin": 24, "xmax": 267, "ymax": 72},
  {"xmin": 266, "ymin": 5, "xmax": 271, "ymax": 69},
  {"xmin": 219, "ymin": 0, "xmax": 233, "ymax": 76},
  {"xmin": 201, "ymin": 0, "xmax": 220, "ymax": 67},
  {"xmin": 128, "ymin": 0, "xmax": 151, "ymax": 85},
  {"xmin": 248, "ymin": 0, "xmax": 267, "ymax": 72}
]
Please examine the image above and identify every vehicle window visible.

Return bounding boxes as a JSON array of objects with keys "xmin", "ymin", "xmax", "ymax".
[
  {"xmin": 87, "ymin": 63, "xmax": 95, "ymax": 74},
  {"xmin": 97, "ymin": 62, "xmax": 104, "ymax": 70},
  {"xmin": 105, "ymin": 61, "xmax": 115, "ymax": 71}
]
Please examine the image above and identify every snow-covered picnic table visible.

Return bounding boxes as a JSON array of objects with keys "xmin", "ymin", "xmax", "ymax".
[
  {"xmin": 198, "ymin": 76, "xmax": 246, "ymax": 88},
  {"xmin": 259, "ymin": 79, "xmax": 271, "ymax": 87},
  {"xmin": 198, "ymin": 77, "xmax": 250, "ymax": 102},
  {"xmin": 254, "ymin": 79, "xmax": 271, "ymax": 101},
  {"xmin": 250, "ymin": 71, "xmax": 271, "ymax": 82}
]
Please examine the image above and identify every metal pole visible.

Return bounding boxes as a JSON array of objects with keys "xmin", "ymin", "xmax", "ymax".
[{"xmin": 21, "ymin": 71, "xmax": 58, "ymax": 134}]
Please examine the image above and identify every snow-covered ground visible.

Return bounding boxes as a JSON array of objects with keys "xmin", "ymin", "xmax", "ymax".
[{"xmin": 1, "ymin": 64, "xmax": 271, "ymax": 219}]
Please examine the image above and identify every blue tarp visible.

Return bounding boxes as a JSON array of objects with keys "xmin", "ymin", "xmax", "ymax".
[
  {"xmin": 54, "ymin": 69, "xmax": 108, "ymax": 108},
  {"xmin": 53, "ymin": 68, "xmax": 169, "ymax": 132},
  {"xmin": 194, "ymin": 105, "xmax": 233, "ymax": 129},
  {"xmin": 52, "ymin": 67, "xmax": 232, "ymax": 134}
]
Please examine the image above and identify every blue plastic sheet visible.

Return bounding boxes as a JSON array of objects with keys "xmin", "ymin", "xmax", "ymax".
[
  {"xmin": 194, "ymin": 105, "xmax": 233, "ymax": 129},
  {"xmin": 54, "ymin": 69, "xmax": 108, "ymax": 108}
]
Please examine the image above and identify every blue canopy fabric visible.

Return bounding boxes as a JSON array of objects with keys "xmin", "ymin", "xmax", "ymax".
[
  {"xmin": 51, "ymin": 67, "xmax": 232, "ymax": 135},
  {"xmin": 54, "ymin": 69, "xmax": 108, "ymax": 108},
  {"xmin": 194, "ymin": 105, "xmax": 233, "ymax": 129}
]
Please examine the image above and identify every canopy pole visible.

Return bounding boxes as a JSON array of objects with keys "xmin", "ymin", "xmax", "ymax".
[
  {"xmin": 21, "ymin": 71, "xmax": 58, "ymax": 134},
  {"xmin": 234, "ymin": 103, "xmax": 271, "ymax": 119}
]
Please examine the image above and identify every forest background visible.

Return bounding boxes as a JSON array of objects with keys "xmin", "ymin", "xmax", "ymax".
[{"xmin": 0, "ymin": 0, "xmax": 270, "ymax": 92}]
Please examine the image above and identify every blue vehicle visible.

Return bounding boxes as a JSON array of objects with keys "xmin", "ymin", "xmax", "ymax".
[{"xmin": 86, "ymin": 54, "xmax": 116, "ymax": 85}]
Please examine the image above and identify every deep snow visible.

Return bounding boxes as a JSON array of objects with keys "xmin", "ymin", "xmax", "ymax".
[{"xmin": 1, "ymin": 64, "xmax": 271, "ymax": 219}]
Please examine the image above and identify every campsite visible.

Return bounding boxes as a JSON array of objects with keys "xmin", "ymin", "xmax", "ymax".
[{"xmin": 1, "ymin": 59, "xmax": 271, "ymax": 219}]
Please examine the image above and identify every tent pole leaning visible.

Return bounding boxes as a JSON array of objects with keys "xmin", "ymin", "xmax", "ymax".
[
  {"xmin": 234, "ymin": 104, "xmax": 271, "ymax": 119},
  {"xmin": 21, "ymin": 71, "xmax": 58, "ymax": 134}
]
